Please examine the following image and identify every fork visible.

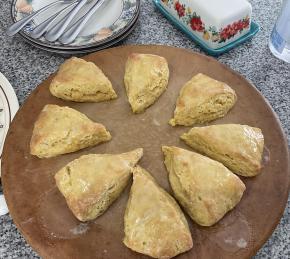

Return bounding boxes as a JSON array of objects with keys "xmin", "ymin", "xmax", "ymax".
[
  {"xmin": 29, "ymin": 1, "xmax": 79, "ymax": 39},
  {"xmin": 59, "ymin": 0, "xmax": 106, "ymax": 44},
  {"xmin": 45, "ymin": 0, "xmax": 89, "ymax": 42},
  {"xmin": 6, "ymin": 0, "xmax": 76, "ymax": 36}
]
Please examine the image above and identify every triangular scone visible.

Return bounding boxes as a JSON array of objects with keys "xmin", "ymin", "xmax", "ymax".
[
  {"xmin": 30, "ymin": 104, "xmax": 111, "ymax": 158},
  {"xmin": 124, "ymin": 53, "xmax": 169, "ymax": 113},
  {"xmin": 124, "ymin": 166, "xmax": 193, "ymax": 258},
  {"xmin": 50, "ymin": 57, "xmax": 117, "ymax": 102},
  {"xmin": 181, "ymin": 124, "xmax": 264, "ymax": 177},
  {"xmin": 169, "ymin": 73, "xmax": 237, "ymax": 126},
  {"xmin": 162, "ymin": 146, "xmax": 245, "ymax": 227},
  {"xmin": 55, "ymin": 148, "xmax": 143, "ymax": 222}
]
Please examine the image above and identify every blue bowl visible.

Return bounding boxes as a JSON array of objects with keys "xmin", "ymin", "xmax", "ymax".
[{"xmin": 153, "ymin": 0, "xmax": 260, "ymax": 56}]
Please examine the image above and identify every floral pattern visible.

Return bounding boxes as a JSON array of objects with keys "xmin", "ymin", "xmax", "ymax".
[
  {"xmin": 93, "ymin": 28, "xmax": 113, "ymax": 41},
  {"xmin": 16, "ymin": 0, "xmax": 33, "ymax": 13},
  {"xmin": 162, "ymin": 0, "xmax": 250, "ymax": 44}
]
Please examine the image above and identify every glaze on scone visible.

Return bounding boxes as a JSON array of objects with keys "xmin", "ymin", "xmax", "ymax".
[
  {"xmin": 30, "ymin": 104, "xmax": 111, "ymax": 158},
  {"xmin": 124, "ymin": 166, "xmax": 193, "ymax": 258},
  {"xmin": 124, "ymin": 53, "xmax": 170, "ymax": 113},
  {"xmin": 169, "ymin": 73, "xmax": 237, "ymax": 126},
  {"xmin": 181, "ymin": 124, "xmax": 264, "ymax": 177},
  {"xmin": 162, "ymin": 146, "xmax": 246, "ymax": 226},
  {"xmin": 50, "ymin": 57, "xmax": 117, "ymax": 102},
  {"xmin": 55, "ymin": 148, "xmax": 143, "ymax": 221}
]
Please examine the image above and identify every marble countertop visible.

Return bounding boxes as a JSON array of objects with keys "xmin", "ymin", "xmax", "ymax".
[{"xmin": 0, "ymin": 0, "xmax": 289, "ymax": 258}]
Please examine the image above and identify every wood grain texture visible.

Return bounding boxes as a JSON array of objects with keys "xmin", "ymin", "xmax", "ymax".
[{"xmin": 2, "ymin": 45, "xmax": 290, "ymax": 259}]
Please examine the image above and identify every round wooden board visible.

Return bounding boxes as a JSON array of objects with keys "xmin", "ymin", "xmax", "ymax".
[{"xmin": 2, "ymin": 45, "xmax": 290, "ymax": 259}]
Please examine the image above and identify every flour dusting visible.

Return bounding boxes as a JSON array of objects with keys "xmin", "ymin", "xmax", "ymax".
[
  {"xmin": 237, "ymin": 238, "xmax": 247, "ymax": 248},
  {"xmin": 70, "ymin": 223, "xmax": 89, "ymax": 235}
]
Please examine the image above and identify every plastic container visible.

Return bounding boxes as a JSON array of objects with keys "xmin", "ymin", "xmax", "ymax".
[{"xmin": 269, "ymin": 0, "xmax": 290, "ymax": 63}]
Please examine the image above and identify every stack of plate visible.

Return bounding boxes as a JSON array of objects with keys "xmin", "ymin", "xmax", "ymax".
[{"xmin": 11, "ymin": 0, "xmax": 140, "ymax": 54}]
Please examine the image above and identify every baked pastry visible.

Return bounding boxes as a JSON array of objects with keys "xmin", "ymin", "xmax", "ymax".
[
  {"xmin": 124, "ymin": 166, "xmax": 193, "ymax": 258},
  {"xmin": 124, "ymin": 53, "xmax": 169, "ymax": 113},
  {"xmin": 162, "ymin": 146, "xmax": 246, "ymax": 226},
  {"xmin": 30, "ymin": 104, "xmax": 111, "ymax": 158},
  {"xmin": 169, "ymin": 73, "xmax": 237, "ymax": 126},
  {"xmin": 181, "ymin": 124, "xmax": 264, "ymax": 177},
  {"xmin": 50, "ymin": 57, "xmax": 117, "ymax": 102},
  {"xmin": 55, "ymin": 148, "xmax": 143, "ymax": 222}
]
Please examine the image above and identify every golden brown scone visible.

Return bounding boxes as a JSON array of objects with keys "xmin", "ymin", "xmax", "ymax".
[
  {"xmin": 50, "ymin": 57, "xmax": 117, "ymax": 102},
  {"xmin": 124, "ymin": 53, "xmax": 169, "ymax": 113},
  {"xmin": 181, "ymin": 124, "xmax": 264, "ymax": 177},
  {"xmin": 169, "ymin": 73, "xmax": 237, "ymax": 126},
  {"xmin": 30, "ymin": 104, "xmax": 111, "ymax": 158},
  {"xmin": 162, "ymin": 146, "xmax": 246, "ymax": 227},
  {"xmin": 124, "ymin": 166, "xmax": 193, "ymax": 258},
  {"xmin": 55, "ymin": 148, "xmax": 143, "ymax": 222}
]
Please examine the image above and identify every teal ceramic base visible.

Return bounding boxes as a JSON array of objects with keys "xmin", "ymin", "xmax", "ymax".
[{"xmin": 153, "ymin": 0, "xmax": 260, "ymax": 56}]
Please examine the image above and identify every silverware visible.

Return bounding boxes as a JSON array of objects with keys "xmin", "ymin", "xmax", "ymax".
[
  {"xmin": 30, "ymin": 1, "xmax": 78, "ymax": 39},
  {"xmin": 59, "ymin": 0, "xmax": 106, "ymax": 44},
  {"xmin": 6, "ymin": 0, "xmax": 74, "ymax": 36},
  {"xmin": 45, "ymin": 0, "xmax": 88, "ymax": 42}
]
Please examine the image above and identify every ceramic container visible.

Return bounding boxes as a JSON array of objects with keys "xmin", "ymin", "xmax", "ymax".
[{"xmin": 160, "ymin": 0, "xmax": 252, "ymax": 49}]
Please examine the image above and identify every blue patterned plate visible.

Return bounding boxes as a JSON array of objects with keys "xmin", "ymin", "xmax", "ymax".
[
  {"xmin": 11, "ymin": 0, "xmax": 139, "ymax": 50},
  {"xmin": 21, "ymin": 11, "xmax": 139, "ymax": 55},
  {"xmin": 153, "ymin": 0, "xmax": 259, "ymax": 56}
]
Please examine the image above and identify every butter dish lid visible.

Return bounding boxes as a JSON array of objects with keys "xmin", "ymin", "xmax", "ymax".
[
  {"xmin": 189, "ymin": 0, "xmax": 252, "ymax": 28},
  {"xmin": 153, "ymin": 0, "xmax": 259, "ymax": 56},
  {"xmin": 195, "ymin": 0, "xmax": 252, "ymax": 20}
]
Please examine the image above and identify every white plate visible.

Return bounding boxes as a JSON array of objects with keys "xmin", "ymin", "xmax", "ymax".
[
  {"xmin": 0, "ymin": 73, "xmax": 19, "ymax": 216},
  {"xmin": 0, "ymin": 72, "xmax": 19, "ymax": 177},
  {"xmin": 0, "ymin": 195, "xmax": 8, "ymax": 216}
]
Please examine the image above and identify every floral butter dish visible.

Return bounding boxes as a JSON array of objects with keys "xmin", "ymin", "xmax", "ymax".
[{"xmin": 154, "ymin": 0, "xmax": 259, "ymax": 56}]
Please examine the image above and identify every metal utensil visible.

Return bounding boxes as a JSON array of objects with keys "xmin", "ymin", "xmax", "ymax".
[
  {"xmin": 45, "ymin": 0, "xmax": 88, "ymax": 42},
  {"xmin": 6, "ymin": 0, "xmax": 73, "ymax": 36},
  {"xmin": 30, "ymin": 1, "xmax": 78, "ymax": 39},
  {"xmin": 59, "ymin": 0, "xmax": 106, "ymax": 44}
]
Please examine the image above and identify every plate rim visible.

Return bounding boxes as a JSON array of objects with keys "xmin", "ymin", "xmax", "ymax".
[
  {"xmin": 11, "ymin": 0, "xmax": 140, "ymax": 50},
  {"xmin": 2, "ymin": 45, "xmax": 290, "ymax": 258},
  {"xmin": 0, "ymin": 72, "xmax": 19, "ymax": 177},
  {"xmin": 19, "ymin": 10, "xmax": 140, "ymax": 55}
]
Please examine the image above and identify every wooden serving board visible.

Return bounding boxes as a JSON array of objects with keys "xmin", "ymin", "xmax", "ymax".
[{"xmin": 2, "ymin": 45, "xmax": 290, "ymax": 259}]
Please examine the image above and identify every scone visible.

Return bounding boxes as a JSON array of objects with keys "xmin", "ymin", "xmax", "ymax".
[
  {"xmin": 30, "ymin": 104, "xmax": 111, "ymax": 158},
  {"xmin": 169, "ymin": 73, "xmax": 237, "ymax": 126},
  {"xmin": 124, "ymin": 53, "xmax": 169, "ymax": 113},
  {"xmin": 124, "ymin": 166, "xmax": 193, "ymax": 258},
  {"xmin": 181, "ymin": 124, "xmax": 264, "ymax": 177},
  {"xmin": 50, "ymin": 57, "xmax": 117, "ymax": 102},
  {"xmin": 162, "ymin": 146, "xmax": 246, "ymax": 227},
  {"xmin": 55, "ymin": 148, "xmax": 143, "ymax": 222}
]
